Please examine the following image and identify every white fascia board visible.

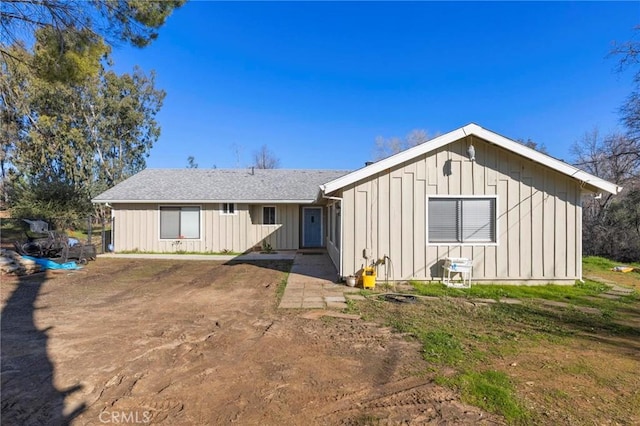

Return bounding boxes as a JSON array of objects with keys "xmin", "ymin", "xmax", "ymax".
[
  {"xmin": 322, "ymin": 128, "xmax": 467, "ymax": 194},
  {"xmin": 468, "ymin": 125, "xmax": 622, "ymax": 195},
  {"xmin": 321, "ymin": 123, "xmax": 621, "ymax": 196},
  {"xmin": 91, "ymin": 199, "xmax": 315, "ymax": 204}
]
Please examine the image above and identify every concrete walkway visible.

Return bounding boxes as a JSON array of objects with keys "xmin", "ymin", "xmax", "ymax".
[
  {"xmin": 99, "ymin": 251, "xmax": 297, "ymax": 262},
  {"xmin": 279, "ymin": 251, "xmax": 360, "ymax": 309},
  {"xmin": 584, "ymin": 275, "xmax": 636, "ymax": 299}
]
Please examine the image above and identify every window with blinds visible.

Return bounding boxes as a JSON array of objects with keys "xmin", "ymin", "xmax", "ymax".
[
  {"xmin": 160, "ymin": 206, "xmax": 200, "ymax": 239},
  {"xmin": 428, "ymin": 197, "xmax": 496, "ymax": 243}
]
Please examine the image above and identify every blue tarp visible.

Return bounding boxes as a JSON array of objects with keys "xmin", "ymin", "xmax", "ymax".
[{"xmin": 21, "ymin": 255, "xmax": 82, "ymax": 270}]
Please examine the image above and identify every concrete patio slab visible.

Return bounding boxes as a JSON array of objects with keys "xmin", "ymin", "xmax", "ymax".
[
  {"xmin": 100, "ymin": 250, "xmax": 298, "ymax": 262},
  {"xmin": 326, "ymin": 302, "xmax": 349, "ymax": 310},
  {"xmin": 279, "ymin": 250, "xmax": 360, "ymax": 311},
  {"xmin": 279, "ymin": 301, "xmax": 302, "ymax": 309}
]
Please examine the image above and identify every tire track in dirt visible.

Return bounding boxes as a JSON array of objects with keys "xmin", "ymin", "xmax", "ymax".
[
  {"xmin": 2, "ymin": 259, "xmax": 503, "ymax": 425},
  {"xmin": 317, "ymin": 377, "xmax": 504, "ymax": 425}
]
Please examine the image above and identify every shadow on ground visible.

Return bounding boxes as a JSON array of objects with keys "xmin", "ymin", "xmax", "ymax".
[
  {"xmin": 1, "ymin": 272, "xmax": 85, "ymax": 425},
  {"xmin": 493, "ymin": 302, "xmax": 640, "ymax": 356},
  {"xmin": 224, "ymin": 258, "xmax": 293, "ymax": 274}
]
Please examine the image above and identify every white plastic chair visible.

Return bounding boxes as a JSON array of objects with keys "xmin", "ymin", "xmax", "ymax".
[{"xmin": 442, "ymin": 257, "xmax": 472, "ymax": 288}]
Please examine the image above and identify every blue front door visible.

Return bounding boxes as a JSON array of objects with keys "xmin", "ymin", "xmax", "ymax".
[{"xmin": 303, "ymin": 207, "xmax": 322, "ymax": 247}]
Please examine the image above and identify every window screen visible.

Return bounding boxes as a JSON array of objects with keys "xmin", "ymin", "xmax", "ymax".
[
  {"xmin": 160, "ymin": 206, "xmax": 200, "ymax": 239},
  {"xmin": 180, "ymin": 207, "xmax": 200, "ymax": 238},
  {"xmin": 462, "ymin": 199, "xmax": 495, "ymax": 242},
  {"xmin": 160, "ymin": 208, "xmax": 180, "ymax": 239},
  {"xmin": 428, "ymin": 198, "xmax": 495, "ymax": 243},
  {"xmin": 263, "ymin": 206, "xmax": 276, "ymax": 225}
]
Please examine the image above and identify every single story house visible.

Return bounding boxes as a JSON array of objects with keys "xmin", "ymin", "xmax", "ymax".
[
  {"xmin": 93, "ymin": 123, "xmax": 621, "ymax": 284},
  {"xmin": 92, "ymin": 168, "xmax": 349, "ymax": 253}
]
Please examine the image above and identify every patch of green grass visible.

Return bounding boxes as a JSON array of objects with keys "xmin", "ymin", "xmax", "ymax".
[
  {"xmin": 561, "ymin": 361, "xmax": 594, "ymax": 376},
  {"xmin": 350, "ymin": 414, "xmax": 381, "ymax": 425},
  {"xmin": 488, "ymin": 300, "xmax": 640, "ymax": 340},
  {"xmin": 118, "ymin": 249, "xmax": 242, "ymax": 255},
  {"xmin": 546, "ymin": 389, "xmax": 569, "ymax": 402},
  {"xmin": 620, "ymin": 291, "xmax": 640, "ymax": 302},
  {"xmin": 344, "ymin": 298, "xmax": 359, "ymax": 314},
  {"xmin": 407, "ymin": 282, "xmax": 464, "ymax": 297},
  {"xmin": 352, "ymin": 270, "xmax": 640, "ymax": 425},
  {"xmin": 454, "ymin": 370, "xmax": 530, "ymax": 425},
  {"xmin": 583, "ymin": 256, "xmax": 618, "ymax": 270},
  {"xmin": 583, "ymin": 255, "xmax": 640, "ymax": 269},
  {"xmin": 410, "ymin": 280, "xmax": 613, "ymax": 308},
  {"xmin": 66, "ymin": 226, "xmax": 109, "ymax": 240},
  {"xmin": 419, "ymin": 330, "xmax": 465, "ymax": 365},
  {"xmin": 275, "ymin": 272, "xmax": 289, "ymax": 306}
]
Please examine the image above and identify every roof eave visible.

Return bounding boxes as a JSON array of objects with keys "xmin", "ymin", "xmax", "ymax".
[
  {"xmin": 468, "ymin": 125, "xmax": 622, "ymax": 195},
  {"xmin": 322, "ymin": 127, "xmax": 467, "ymax": 194},
  {"xmin": 91, "ymin": 199, "xmax": 317, "ymax": 204},
  {"xmin": 321, "ymin": 123, "xmax": 622, "ymax": 196},
  {"xmin": 579, "ymin": 181, "xmax": 622, "ymax": 196}
]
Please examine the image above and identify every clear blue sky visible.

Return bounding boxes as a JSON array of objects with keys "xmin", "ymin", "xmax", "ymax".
[{"xmin": 109, "ymin": 1, "xmax": 639, "ymax": 170}]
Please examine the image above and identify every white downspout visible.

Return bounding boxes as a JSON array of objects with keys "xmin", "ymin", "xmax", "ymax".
[
  {"xmin": 322, "ymin": 193, "xmax": 344, "ymax": 279},
  {"xmin": 102, "ymin": 203, "xmax": 114, "ymax": 252},
  {"xmin": 111, "ymin": 207, "xmax": 115, "ymax": 252}
]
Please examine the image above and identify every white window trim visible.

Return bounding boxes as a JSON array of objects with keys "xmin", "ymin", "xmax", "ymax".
[
  {"xmin": 158, "ymin": 204, "xmax": 203, "ymax": 241},
  {"xmin": 426, "ymin": 195, "xmax": 499, "ymax": 247},
  {"xmin": 220, "ymin": 202, "xmax": 237, "ymax": 216},
  {"xmin": 262, "ymin": 205, "xmax": 277, "ymax": 225}
]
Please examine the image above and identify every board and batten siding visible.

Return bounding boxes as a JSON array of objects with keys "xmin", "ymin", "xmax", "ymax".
[
  {"xmin": 111, "ymin": 203, "xmax": 301, "ymax": 253},
  {"xmin": 338, "ymin": 136, "xmax": 583, "ymax": 284}
]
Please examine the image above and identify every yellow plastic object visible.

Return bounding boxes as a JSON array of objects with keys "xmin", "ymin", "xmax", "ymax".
[
  {"xmin": 612, "ymin": 266, "xmax": 634, "ymax": 273},
  {"xmin": 362, "ymin": 267, "xmax": 376, "ymax": 289}
]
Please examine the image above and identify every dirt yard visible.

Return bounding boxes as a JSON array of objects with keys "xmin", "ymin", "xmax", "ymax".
[{"xmin": 1, "ymin": 259, "xmax": 502, "ymax": 425}]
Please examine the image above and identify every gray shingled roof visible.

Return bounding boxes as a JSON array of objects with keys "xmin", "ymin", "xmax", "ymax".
[{"xmin": 92, "ymin": 169, "xmax": 350, "ymax": 203}]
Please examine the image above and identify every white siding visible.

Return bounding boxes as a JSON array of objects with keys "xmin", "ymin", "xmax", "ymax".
[
  {"xmin": 112, "ymin": 203, "xmax": 301, "ymax": 253},
  {"xmin": 337, "ymin": 136, "xmax": 583, "ymax": 284}
]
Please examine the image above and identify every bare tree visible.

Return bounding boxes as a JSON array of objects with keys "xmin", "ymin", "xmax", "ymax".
[
  {"xmin": 571, "ymin": 128, "xmax": 640, "ymax": 261},
  {"xmin": 611, "ymin": 25, "xmax": 640, "ymax": 149},
  {"xmin": 186, "ymin": 156, "xmax": 198, "ymax": 169},
  {"xmin": 568, "ymin": 26, "xmax": 640, "ymax": 261},
  {"xmin": 231, "ymin": 143, "xmax": 243, "ymax": 168},
  {"xmin": 373, "ymin": 129, "xmax": 434, "ymax": 161},
  {"xmin": 572, "ymin": 129, "xmax": 639, "ymax": 187},
  {"xmin": 516, "ymin": 138, "xmax": 548, "ymax": 154},
  {"xmin": 252, "ymin": 145, "xmax": 280, "ymax": 169}
]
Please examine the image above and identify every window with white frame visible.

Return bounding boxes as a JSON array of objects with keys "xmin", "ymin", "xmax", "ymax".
[
  {"xmin": 263, "ymin": 206, "xmax": 276, "ymax": 225},
  {"xmin": 160, "ymin": 206, "xmax": 200, "ymax": 239},
  {"xmin": 221, "ymin": 203, "xmax": 236, "ymax": 215},
  {"xmin": 428, "ymin": 197, "xmax": 496, "ymax": 244}
]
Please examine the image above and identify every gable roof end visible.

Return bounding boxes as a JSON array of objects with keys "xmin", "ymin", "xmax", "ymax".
[{"xmin": 321, "ymin": 123, "xmax": 622, "ymax": 196}]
